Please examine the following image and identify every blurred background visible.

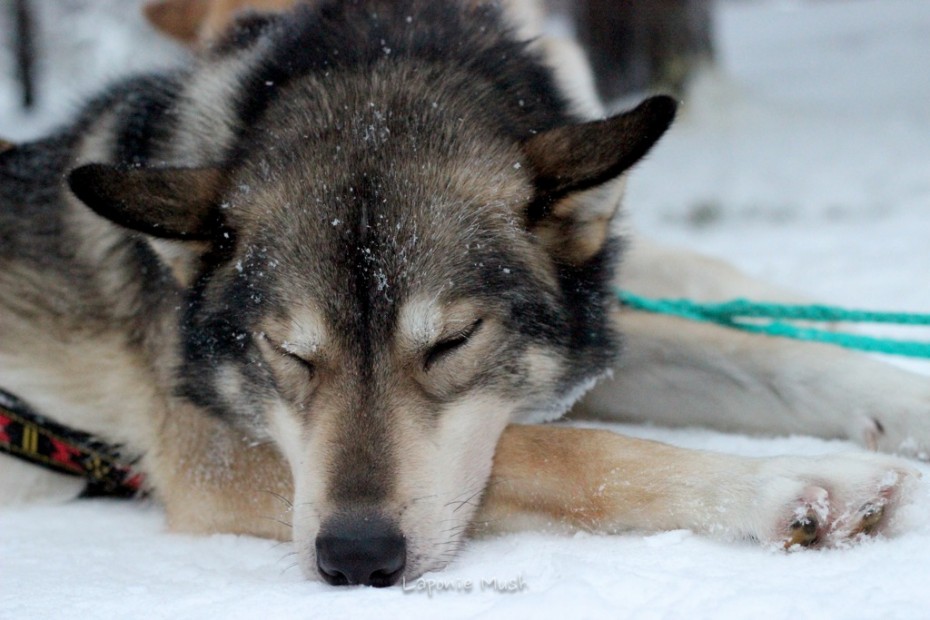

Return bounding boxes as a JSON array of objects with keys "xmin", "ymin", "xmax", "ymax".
[
  {"xmin": 0, "ymin": 0, "xmax": 717, "ymax": 134},
  {"xmin": 2, "ymin": 0, "xmax": 929, "ymax": 366}
]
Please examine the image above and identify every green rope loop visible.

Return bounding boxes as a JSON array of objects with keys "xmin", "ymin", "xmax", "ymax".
[{"xmin": 617, "ymin": 290, "xmax": 930, "ymax": 359}]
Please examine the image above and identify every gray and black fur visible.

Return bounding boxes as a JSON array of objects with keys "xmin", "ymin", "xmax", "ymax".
[{"xmin": 0, "ymin": 0, "xmax": 674, "ymax": 586}]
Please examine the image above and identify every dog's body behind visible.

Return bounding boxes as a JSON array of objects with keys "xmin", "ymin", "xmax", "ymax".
[{"xmin": 1, "ymin": 0, "xmax": 927, "ymax": 586}]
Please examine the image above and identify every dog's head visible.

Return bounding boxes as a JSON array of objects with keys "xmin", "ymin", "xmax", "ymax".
[{"xmin": 67, "ymin": 5, "xmax": 675, "ymax": 583}]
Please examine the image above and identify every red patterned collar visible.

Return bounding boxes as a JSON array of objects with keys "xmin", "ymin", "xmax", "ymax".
[{"xmin": 0, "ymin": 388, "xmax": 144, "ymax": 497}]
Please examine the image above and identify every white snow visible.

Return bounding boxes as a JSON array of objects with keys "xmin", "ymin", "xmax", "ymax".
[{"xmin": 4, "ymin": 1, "xmax": 930, "ymax": 618}]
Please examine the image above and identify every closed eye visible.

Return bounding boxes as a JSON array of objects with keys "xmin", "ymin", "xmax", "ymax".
[
  {"xmin": 281, "ymin": 349, "xmax": 316, "ymax": 374},
  {"xmin": 424, "ymin": 319, "xmax": 483, "ymax": 371},
  {"xmin": 278, "ymin": 348, "xmax": 315, "ymax": 375},
  {"xmin": 263, "ymin": 335, "xmax": 316, "ymax": 376}
]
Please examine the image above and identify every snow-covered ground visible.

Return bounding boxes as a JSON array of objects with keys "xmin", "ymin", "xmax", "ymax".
[{"xmin": 3, "ymin": 1, "xmax": 930, "ymax": 618}]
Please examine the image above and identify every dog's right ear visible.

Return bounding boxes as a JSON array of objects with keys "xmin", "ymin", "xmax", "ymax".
[
  {"xmin": 0, "ymin": 139, "xmax": 14, "ymax": 154},
  {"xmin": 524, "ymin": 96, "xmax": 677, "ymax": 204},
  {"xmin": 67, "ymin": 163, "xmax": 225, "ymax": 240},
  {"xmin": 521, "ymin": 95, "xmax": 677, "ymax": 264}
]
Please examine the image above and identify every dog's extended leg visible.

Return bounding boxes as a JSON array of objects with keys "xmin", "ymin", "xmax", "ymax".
[
  {"xmin": 479, "ymin": 425, "xmax": 918, "ymax": 548},
  {"xmin": 577, "ymin": 310, "xmax": 930, "ymax": 459},
  {"xmin": 152, "ymin": 409, "xmax": 917, "ymax": 550},
  {"xmin": 576, "ymin": 238, "xmax": 930, "ymax": 459}
]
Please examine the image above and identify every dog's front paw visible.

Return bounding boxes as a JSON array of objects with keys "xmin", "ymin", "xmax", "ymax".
[{"xmin": 751, "ymin": 453, "xmax": 920, "ymax": 549}]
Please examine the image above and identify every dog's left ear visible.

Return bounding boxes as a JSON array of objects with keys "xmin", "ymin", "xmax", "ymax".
[
  {"xmin": 522, "ymin": 95, "xmax": 677, "ymax": 263},
  {"xmin": 68, "ymin": 163, "xmax": 227, "ymax": 286},
  {"xmin": 68, "ymin": 163, "xmax": 225, "ymax": 240}
]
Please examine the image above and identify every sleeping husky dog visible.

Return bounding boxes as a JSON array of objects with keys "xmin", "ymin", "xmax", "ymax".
[{"xmin": 1, "ymin": 0, "xmax": 926, "ymax": 587}]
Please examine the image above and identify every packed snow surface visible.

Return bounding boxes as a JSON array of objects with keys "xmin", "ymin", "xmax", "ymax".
[{"xmin": 3, "ymin": 1, "xmax": 930, "ymax": 618}]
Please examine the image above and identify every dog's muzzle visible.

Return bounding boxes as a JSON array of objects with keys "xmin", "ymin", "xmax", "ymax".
[{"xmin": 315, "ymin": 511, "xmax": 406, "ymax": 587}]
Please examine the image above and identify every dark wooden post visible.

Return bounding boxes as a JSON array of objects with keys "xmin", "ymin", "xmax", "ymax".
[
  {"xmin": 12, "ymin": 0, "xmax": 37, "ymax": 108},
  {"xmin": 573, "ymin": 0, "xmax": 715, "ymax": 102}
]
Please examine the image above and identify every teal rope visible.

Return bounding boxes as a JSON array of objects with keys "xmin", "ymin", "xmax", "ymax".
[{"xmin": 617, "ymin": 290, "xmax": 930, "ymax": 359}]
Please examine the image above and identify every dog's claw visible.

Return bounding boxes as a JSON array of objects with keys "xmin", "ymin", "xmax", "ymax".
[
  {"xmin": 759, "ymin": 457, "xmax": 916, "ymax": 551},
  {"xmin": 785, "ymin": 513, "xmax": 820, "ymax": 549},
  {"xmin": 783, "ymin": 490, "xmax": 896, "ymax": 548},
  {"xmin": 851, "ymin": 501, "xmax": 885, "ymax": 536}
]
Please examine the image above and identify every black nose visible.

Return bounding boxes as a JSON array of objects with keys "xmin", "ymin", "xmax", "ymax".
[{"xmin": 315, "ymin": 513, "xmax": 406, "ymax": 587}]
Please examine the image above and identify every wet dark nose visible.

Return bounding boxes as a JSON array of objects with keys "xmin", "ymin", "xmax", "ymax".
[{"xmin": 315, "ymin": 513, "xmax": 406, "ymax": 587}]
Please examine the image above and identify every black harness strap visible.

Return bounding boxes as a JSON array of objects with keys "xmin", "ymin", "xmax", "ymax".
[{"xmin": 0, "ymin": 388, "xmax": 144, "ymax": 497}]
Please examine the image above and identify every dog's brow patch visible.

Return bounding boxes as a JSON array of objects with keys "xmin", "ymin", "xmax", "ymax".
[
  {"xmin": 283, "ymin": 309, "xmax": 327, "ymax": 356},
  {"xmin": 398, "ymin": 297, "xmax": 441, "ymax": 347},
  {"xmin": 398, "ymin": 297, "xmax": 485, "ymax": 352}
]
